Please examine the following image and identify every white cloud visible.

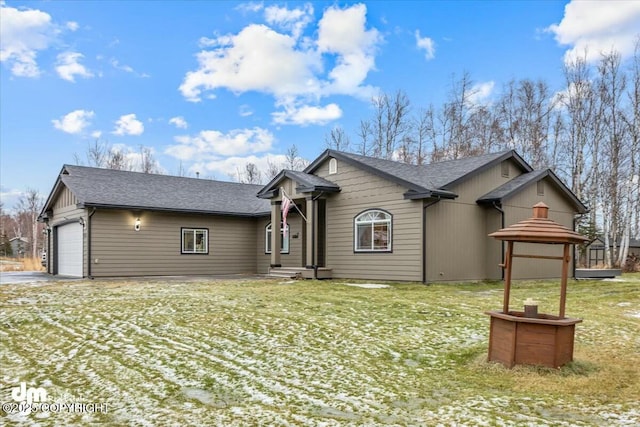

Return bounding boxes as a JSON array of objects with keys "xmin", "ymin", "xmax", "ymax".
[
  {"xmin": 467, "ymin": 81, "xmax": 495, "ymax": 106},
  {"xmin": 235, "ymin": 2, "xmax": 264, "ymax": 14},
  {"xmin": 190, "ymin": 153, "xmax": 290, "ymax": 181},
  {"xmin": 52, "ymin": 109, "xmax": 95, "ymax": 134},
  {"xmin": 166, "ymin": 127, "xmax": 274, "ymax": 159},
  {"xmin": 180, "ymin": 24, "xmax": 322, "ymax": 102},
  {"xmin": 180, "ymin": 4, "xmax": 381, "ymax": 108},
  {"xmin": 113, "ymin": 114, "xmax": 144, "ymax": 136},
  {"xmin": 66, "ymin": 21, "xmax": 79, "ymax": 31},
  {"xmin": 239, "ymin": 104, "xmax": 254, "ymax": 117},
  {"xmin": 56, "ymin": 52, "xmax": 93, "ymax": 82},
  {"xmin": 110, "ymin": 58, "xmax": 133, "ymax": 73},
  {"xmin": 169, "ymin": 116, "xmax": 188, "ymax": 129},
  {"xmin": 415, "ymin": 30, "xmax": 435, "ymax": 60},
  {"xmin": 272, "ymin": 103, "xmax": 342, "ymax": 125},
  {"xmin": 0, "ymin": 4, "xmax": 56, "ymax": 77},
  {"xmin": 547, "ymin": 0, "xmax": 640, "ymax": 63},
  {"xmin": 264, "ymin": 3, "xmax": 314, "ymax": 40},
  {"xmin": 91, "ymin": 130, "xmax": 102, "ymax": 139},
  {"xmin": 316, "ymin": 4, "xmax": 381, "ymax": 97}
]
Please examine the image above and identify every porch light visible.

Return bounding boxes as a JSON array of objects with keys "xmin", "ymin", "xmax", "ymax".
[{"xmin": 134, "ymin": 218, "xmax": 141, "ymax": 231}]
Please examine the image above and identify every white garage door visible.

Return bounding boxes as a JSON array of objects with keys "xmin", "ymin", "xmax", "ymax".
[{"xmin": 58, "ymin": 222, "xmax": 83, "ymax": 277}]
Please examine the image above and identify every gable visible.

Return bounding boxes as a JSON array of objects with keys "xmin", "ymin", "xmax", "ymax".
[
  {"xmin": 477, "ymin": 169, "xmax": 587, "ymax": 213},
  {"xmin": 257, "ymin": 169, "xmax": 340, "ymax": 199},
  {"xmin": 54, "ymin": 185, "xmax": 78, "ymax": 210},
  {"xmin": 448, "ymin": 158, "xmax": 528, "ymax": 204},
  {"xmin": 304, "ymin": 149, "xmax": 533, "ymax": 201}
]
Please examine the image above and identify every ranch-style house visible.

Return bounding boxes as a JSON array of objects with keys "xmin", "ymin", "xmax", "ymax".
[{"xmin": 39, "ymin": 149, "xmax": 587, "ymax": 282}]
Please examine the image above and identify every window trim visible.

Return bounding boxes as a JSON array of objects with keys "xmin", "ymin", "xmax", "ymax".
[
  {"xmin": 537, "ymin": 180, "xmax": 545, "ymax": 196},
  {"xmin": 181, "ymin": 227, "xmax": 209, "ymax": 255},
  {"xmin": 353, "ymin": 209, "xmax": 393, "ymax": 253},
  {"xmin": 329, "ymin": 158, "xmax": 338, "ymax": 174},
  {"xmin": 265, "ymin": 222, "xmax": 290, "ymax": 254},
  {"xmin": 501, "ymin": 161, "xmax": 509, "ymax": 178}
]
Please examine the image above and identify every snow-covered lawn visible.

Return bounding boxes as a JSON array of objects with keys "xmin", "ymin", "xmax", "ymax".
[{"xmin": 1, "ymin": 275, "xmax": 639, "ymax": 426}]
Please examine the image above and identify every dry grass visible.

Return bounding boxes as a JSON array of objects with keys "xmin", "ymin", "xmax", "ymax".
[
  {"xmin": 1, "ymin": 274, "xmax": 638, "ymax": 425},
  {"xmin": 0, "ymin": 257, "xmax": 45, "ymax": 272}
]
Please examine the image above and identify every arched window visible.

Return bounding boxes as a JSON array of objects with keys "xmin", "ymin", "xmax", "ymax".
[
  {"xmin": 329, "ymin": 158, "xmax": 338, "ymax": 174},
  {"xmin": 354, "ymin": 209, "xmax": 392, "ymax": 252},
  {"xmin": 265, "ymin": 222, "xmax": 290, "ymax": 254}
]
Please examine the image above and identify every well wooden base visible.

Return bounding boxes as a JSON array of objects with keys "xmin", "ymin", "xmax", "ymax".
[{"xmin": 485, "ymin": 310, "xmax": 582, "ymax": 368}]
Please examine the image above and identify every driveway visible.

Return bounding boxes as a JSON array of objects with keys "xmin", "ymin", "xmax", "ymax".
[{"xmin": 0, "ymin": 271, "xmax": 59, "ymax": 285}]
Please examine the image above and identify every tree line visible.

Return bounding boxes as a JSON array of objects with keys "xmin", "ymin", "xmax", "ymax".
[
  {"xmin": 3, "ymin": 45, "xmax": 637, "ymax": 270},
  {"xmin": 322, "ymin": 46, "xmax": 639, "ymax": 269},
  {"xmin": 0, "ymin": 192, "xmax": 45, "ymax": 260}
]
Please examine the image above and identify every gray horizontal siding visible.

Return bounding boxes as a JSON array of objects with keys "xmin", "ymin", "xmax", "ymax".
[
  {"xmin": 90, "ymin": 210, "xmax": 257, "ymax": 277},
  {"xmin": 316, "ymin": 158, "xmax": 423, "ymax": 282}
]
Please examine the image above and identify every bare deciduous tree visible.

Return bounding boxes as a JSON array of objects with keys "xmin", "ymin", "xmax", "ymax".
[
  {"xmin": 235, "ymin": 163, "xmax": 263, "ymax": 184},
  {"xmin": 15, "ymin": 189, "xmax": 43, "ymax": 259},
  {"xmin": 325, "ymin": 126, "xmax": 351, "ymax": 151}
]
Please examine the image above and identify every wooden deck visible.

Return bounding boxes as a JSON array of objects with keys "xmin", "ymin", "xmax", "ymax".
[{"xmin": 575, "ymin": 268, "xmax": 622, "ymax": 279}]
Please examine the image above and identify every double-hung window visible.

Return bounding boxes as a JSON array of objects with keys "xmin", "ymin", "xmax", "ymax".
[
  {"xmin": 181, "ymin": 228, "xmax": 208, "ymax": 254},
  {"xmin": 265, "ymin": 223, "xmax": 290, "ymax": 254},
  {"xmin": 354, "ymin": 209, "xmax": 392, "ymax": 252}
]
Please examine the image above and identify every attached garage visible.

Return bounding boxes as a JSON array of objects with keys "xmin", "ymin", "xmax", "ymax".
[{"xmin": 57, "ymin": 222, "xmax": 83, "ymax": 277}]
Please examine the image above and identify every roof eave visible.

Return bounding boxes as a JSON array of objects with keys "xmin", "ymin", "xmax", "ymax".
[
  {"xmin": 403, "ymin": 189, "xmax": 458, "ymax": 200},
  {"xmin": 296, "ymin": 185, "xmax": 341, "ymax": 193},
  {"xmin": 81, "ymin": 203, "xmax": 270, "ymax": 218}
]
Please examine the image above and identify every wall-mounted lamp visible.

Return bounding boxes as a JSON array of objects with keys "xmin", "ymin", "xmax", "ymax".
[{"xmin": 134, "ymin": 218, "xmax": 141, "ymax": 231}]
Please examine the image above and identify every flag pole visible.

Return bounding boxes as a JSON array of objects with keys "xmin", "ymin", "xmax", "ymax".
[{"xmin": 280, "ymin": 187, "xmax": 308, "ymax": 223}]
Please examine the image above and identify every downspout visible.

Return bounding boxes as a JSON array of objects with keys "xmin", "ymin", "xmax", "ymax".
[
  {"xmin": 311, "ymin": 192, "xmax": 325, "ymax": 280},
  {"xmin": 43, "ymin": 224, "xmax": 51, "ymax": 274},
  {"xmin": 492, "ymin": 202, "xmax": 505, "ymax": 280},
  {"xmin": 422, "ymin": 198, "xmax": 441, "ymax": 284},
  {"xmin": 87, "ymin": 208, "xmax": 96, "ymax": 279}
]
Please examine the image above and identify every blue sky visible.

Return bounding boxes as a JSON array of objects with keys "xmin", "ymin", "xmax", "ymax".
[{"xmin": 2, "ymin": 0, "xmax": 640, "ymax": 212}]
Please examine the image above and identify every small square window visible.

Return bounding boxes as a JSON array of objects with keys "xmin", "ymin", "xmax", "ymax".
[{"xmin": 181, "ymin": 228, "xmax": 209, "ymax": 254}]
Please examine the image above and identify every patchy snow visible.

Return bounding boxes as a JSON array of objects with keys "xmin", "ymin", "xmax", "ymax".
[
  {"xmin": 1, "ymin": 277, "xmax": 638, "ymax": 426},
  {"xmin": 343, "ymin": 283, "xmax": 390, "ymax": 289}
]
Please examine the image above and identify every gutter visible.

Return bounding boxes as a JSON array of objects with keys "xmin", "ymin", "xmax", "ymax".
[
  {"xmin": 87, "ymin": 208, "xmax": 96, "ymax": 279},
  {"xmin": 422, "ymin": 198, "xmax": 441, "ymax": 283},
  {"xmin": 491, "ymin": 202, "xmax": 505, "ymax": 280}
]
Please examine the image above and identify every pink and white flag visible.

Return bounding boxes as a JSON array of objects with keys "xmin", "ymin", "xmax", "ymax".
[{"xmin": 281, "ymin": 195, "xmax": 292, "ymax": 238}]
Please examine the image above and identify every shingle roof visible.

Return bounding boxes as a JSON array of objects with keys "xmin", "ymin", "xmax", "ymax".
[
  {"xmin": 477, "ymin": 169, "xmax": 548, "ymax": 203},
  {"xmin": 284, "ymin": 170, "xmax": 340, "ymax": 191},
  {"xmin": 305, "ymin": 149, "xmax": 531, "ymax": 199},
  {"xmin": 477, "ymin": 168, "xmax": 587, "ymax": 213},
  {"xmin": 257, "ymin": 169, "xmax": 340, "ymax": 199},
  {"xmin": 46, "ymin": 165, "xmax": 270, "ymax": 216}
]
